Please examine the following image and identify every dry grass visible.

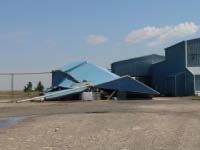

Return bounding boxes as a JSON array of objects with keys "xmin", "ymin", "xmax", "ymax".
[{"xmin": 0, "ymin": 91, "xmax": 40, "ymax": 100}]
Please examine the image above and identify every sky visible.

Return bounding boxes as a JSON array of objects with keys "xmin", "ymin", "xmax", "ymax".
[{"xmin": 0, "ymin": 0, "xmax": 200, "ymax": 90}]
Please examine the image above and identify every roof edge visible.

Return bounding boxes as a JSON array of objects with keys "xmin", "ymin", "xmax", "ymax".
[{"xmin": 111, "ymin": 54, "xmax": 165, "ymax": 65}]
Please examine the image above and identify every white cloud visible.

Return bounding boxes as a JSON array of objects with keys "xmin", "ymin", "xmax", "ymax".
[
  {"xmin": 85, "ymin": 34, "xmax": 108, "ymax": 45},
  {"xmin": 125, "ymin": 22, "xmax": 199, "ymax": 47},
  {"xmin": 149, "ymin": 22, "xmax": 199, "ymax": 46},
  {"xmin": 125, "ymin": 26, "xmax": 170, "ymax": 44}
]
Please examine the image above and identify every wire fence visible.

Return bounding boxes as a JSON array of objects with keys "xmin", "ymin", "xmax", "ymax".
[{"xmin": 0, "ymin": 72, "xmax": 52, "ymax": 100}]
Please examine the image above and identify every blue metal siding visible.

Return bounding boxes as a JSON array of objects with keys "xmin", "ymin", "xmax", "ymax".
[
  {"xmin": 187, "ymin": 38, "xmax": 200, "ymax": 67},
  {"xmin": 152, "ymin": 71, "xmax": 189, "ymax": 96},
  {"xmin": 151, "ymin": 42, "xmax": 188, "ymax": 96},
  {"xmin": 175, "ymin": 72, "xmax": 186, "ymax": 96},
  {"xmin": 185, "ymin": 70, "xmax": 194, "ymax": 95},
  {"xmin": 150, "ymin": 61, "xmax": 168, "ymax": 95},
  {"xmin": 52, "ymin": 71, "xmax": 76, "ymax": 88},
  {"xmin": 52, "ymin": 71, "xmax": 68, "ymax": 86},
  {"xmin": 164, "ymin": 76, "xmax": 175, "ymax": 96},
  {"xmin": 165, "ymin": 41, "xmax": 186, "ymax": 73},
  {"xmin": 111, "ymin": 54, "xmax": 165, "ymax": 77},
  {"xmin": 195, "ymin": 75, "xmax": 200, "ymax": 91}
]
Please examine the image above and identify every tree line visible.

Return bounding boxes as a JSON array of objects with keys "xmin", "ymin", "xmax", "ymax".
[{"xmin": 24, "ymin": 81, "xmax": 44, "ymax": 93}]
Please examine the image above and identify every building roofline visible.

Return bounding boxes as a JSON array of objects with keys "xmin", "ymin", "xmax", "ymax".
[
  {"xmin": 164, "ymin": 37, "xmax": 200, "ymax": 51},
  {"xmin": 165, "ymin": 41, "xmax": 185, "ymax": 51},
  {"xmin": 111, "ymin": 54, "xmax": 165, "ymax": 65},
  {"xmin": 186, "ymin": 37, "xmax": 200, "ymax": 43}
]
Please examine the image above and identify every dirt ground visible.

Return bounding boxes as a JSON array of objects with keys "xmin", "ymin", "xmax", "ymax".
[{"xmin": 0, "ymin": 99, "xmax": 200, "ymax": 150}]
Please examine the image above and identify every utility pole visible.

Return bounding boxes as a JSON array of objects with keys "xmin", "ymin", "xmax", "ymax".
[
  {"xmin": 11, "ymin": 73, "xmax": 14, "ymax": 98},
  {"xmin": 0, "ymin": 72, "xmax": 52, "ymax": 98}
]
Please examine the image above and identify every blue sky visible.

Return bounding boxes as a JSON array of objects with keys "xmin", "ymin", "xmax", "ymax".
[{"xmin": 0, "ymin": 0, "xmax": 200, "ymax": 89}]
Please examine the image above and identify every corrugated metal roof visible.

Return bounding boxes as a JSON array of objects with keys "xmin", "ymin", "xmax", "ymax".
[
  {"xmin": 58, "ymin": 78, "xmax": 75, "ymax": 88},
  {"xmin": 187, "ymin": 67, "xmax": 200, "ymax": 75},
  {"xmin": 56, "ymin": 61, "xmax": 118, "ymax": 87},
  {"xmin": 96, "ymin": 75, "xmax": 159, "ymax": 95},
  {"xmin": 58, "ymin": 61, "xmax": 87, "ymax": 72}
]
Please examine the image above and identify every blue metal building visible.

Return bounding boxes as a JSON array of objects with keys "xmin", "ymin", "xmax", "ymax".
[
  {"xmin": 111, "ymin": 54, "xmax": 165, "ymax": 86},
  {"xmin": 44, "ymin": 61, "xmax": 159, "ymax": 100},
  {"xmin": 112, "ymin": 38, "xmax": 200, "ymax": 96}
]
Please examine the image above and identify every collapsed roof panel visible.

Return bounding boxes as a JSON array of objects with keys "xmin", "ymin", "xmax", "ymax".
[
  {"xmin": 54, "ymin": 61, "xmax": 118, "ymax": 88},
  {"xmin": 52, "ymin": 70, "xmax": 76, "ymax": 88},
  {"xmin": 95, "ymin": 76, "xmax": 159, "ymax": 95},
  {"xmin": 58, "ymin": 78, "xmax": 76, "ymax": 88},
  {"xmin": 45, "ymin": 61, "xmax": 159, "ymax": 100},
  {"xmin": 58, "ymin": 61, "xmax": 87, "ymax": 72},
  {"xmin": 68, "ymin": 63, "xmax": 118, "ymax": 85}
]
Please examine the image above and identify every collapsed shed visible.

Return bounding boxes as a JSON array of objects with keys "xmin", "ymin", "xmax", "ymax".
[{"xmin": 44, "ymin": 61, "xmax": 159, "ymax": 100}]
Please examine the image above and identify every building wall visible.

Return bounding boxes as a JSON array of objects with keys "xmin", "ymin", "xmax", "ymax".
[
  {"xmin": 151, "ymin": 42, "xmax": 188, "ymax": 96},
  {"xmin": 164, "ymin": 41, "xmax": 186, "ymax": 73},
  {"xmin": 150, "ymin": 61, "xmax": 167, "ymax": 95},
  {"xmin": 187, "ymin": 38, "xmax": 200, "ymax": 67},
  {"xmin": 185, "ymin": 70, "xmax": 194, "ymax": 95},
  {"xmin": 127, "ymin": 41, "xmax": 196, "ymax": 96},
  {"xmin": 186, "ymin": 38, "xmax": 200, "ymax": 95},
  {"xmin": 175, "ymin": 72, "xmax": 186, "ymax": 96},
  {"xmin": 111, "ymin": 54, "xmax": 165, "ymax": 77},
  {"xmin": 111, "ymin": 38, "xmax": 200, "ymax": 96},
  {"xmin": 195, "ymin": 75, "xmax": 200, "ymax": 91},
  {"xmin": 111, "ymin": 54, "xmax": 164, "ymax": 86}
]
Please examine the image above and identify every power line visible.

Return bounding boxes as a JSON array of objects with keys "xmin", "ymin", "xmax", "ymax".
[{"xmin": 0, "ymin": 72, "xmax": 52, "ymax": 75}]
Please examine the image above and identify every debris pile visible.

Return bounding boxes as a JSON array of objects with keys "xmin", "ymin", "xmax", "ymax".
[{"xmin": 18, "ymin": 61, "xmax": 159, "ymax": 102}]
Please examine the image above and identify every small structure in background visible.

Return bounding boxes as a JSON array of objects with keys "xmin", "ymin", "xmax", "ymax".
[
  {"xmin": 112, "ymin": 38, "xmax": 200, "ymax": 96},
  {"xmin": 43, "ymin": 61, "xmax": 159, "ymax": 100}
]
